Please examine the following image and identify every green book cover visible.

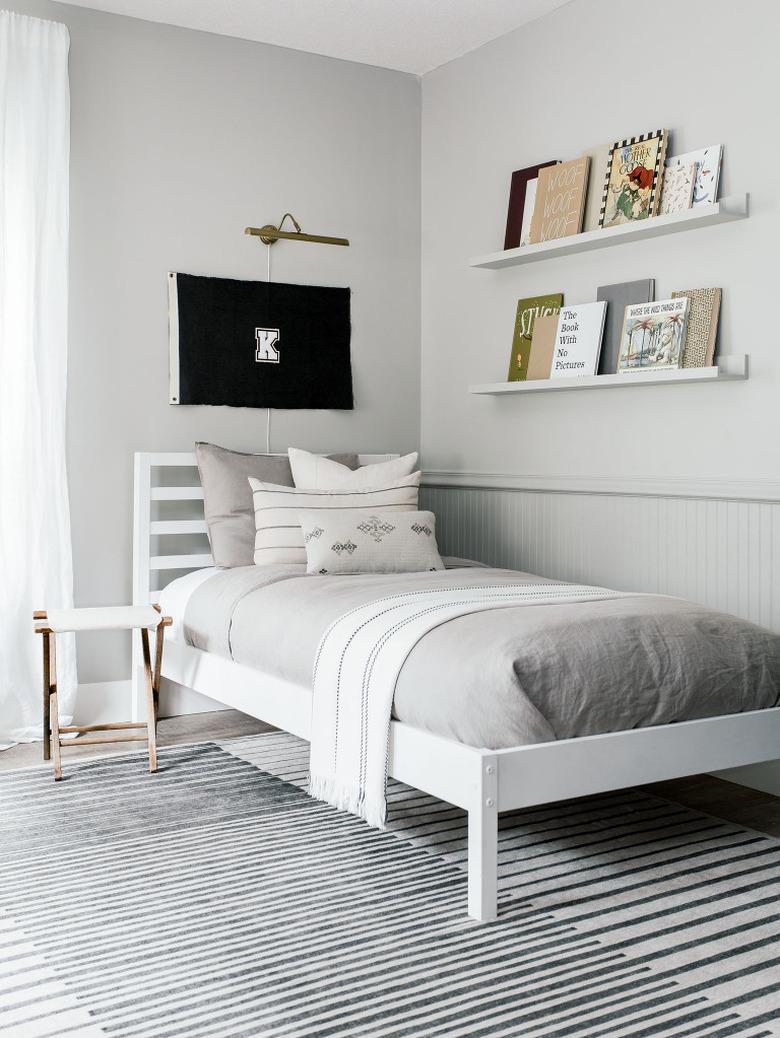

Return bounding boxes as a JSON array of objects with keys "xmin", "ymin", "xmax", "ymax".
[{"xmin": 508, "ymin": 294, "xmax": 564, "ymax": 381}]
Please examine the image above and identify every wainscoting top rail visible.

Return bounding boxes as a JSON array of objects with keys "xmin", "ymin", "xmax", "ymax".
[{"xmin": 421, "ymin": 470, "xmax": 780, "ymax": 503}]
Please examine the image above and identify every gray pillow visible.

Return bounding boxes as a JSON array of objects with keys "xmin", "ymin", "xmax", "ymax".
[{"xmin": 195, "ymin": 442, "xmax": 358, "ymax": 568}]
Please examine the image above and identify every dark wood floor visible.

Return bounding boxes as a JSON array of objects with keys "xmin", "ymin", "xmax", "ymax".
[
  {"xmin": 2, "ymin": 709, "xmax": 778, "ymax": 838},
  {"xmin": 647, "ymin": 773, "xmax": 780, "ymax": 838}
]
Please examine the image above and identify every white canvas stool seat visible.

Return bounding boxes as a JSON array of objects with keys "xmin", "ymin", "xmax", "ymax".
[
  {"xmin": 42, "ymin": 605, "xmax": 163, "ymax": 633},
  {"xmin": 33, "ymin": 605, "xmax": 172, "ymax": 781}
]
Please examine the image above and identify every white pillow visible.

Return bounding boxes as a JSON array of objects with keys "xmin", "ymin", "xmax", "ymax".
[
  {"xmin": 301, "ymin": 510, "xmax": 444, "ymax": 575},
  {"xmin": 249, "ymin": 474, "xmax": 421, "ymax": 565},
  {"xmin": 288, "ymin": 447, "xmax": 419, "ymax": 490}
]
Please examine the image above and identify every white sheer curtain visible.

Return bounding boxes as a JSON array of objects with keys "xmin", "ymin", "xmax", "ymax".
[{"xmin": 0, "ymin": 11, "xmax": 76, "ymax": 748}]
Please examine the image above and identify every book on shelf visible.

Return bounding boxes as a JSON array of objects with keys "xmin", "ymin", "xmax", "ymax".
[
  {"xmin": 667, "ymin": 145, "xmax": 722, "ymax": 206},
  {"xmin": 658, "ymin": 161, "xmax": 697, "ymax": 215},
  {"xmin": 617, "ymin": 297, "xmax": 690, "ymax": 372},
  {"xmin": 600, "ymin": 130, "xmax": 669, "ymax": 228},
  {"xmin": 529, "ymin": 156, "xmax": 590, "ymax": 244},
  {"xmin": 581, "ymin": 143, "xmax": 611, "ymax": 232},
  {"xmin": 526, "ymin": 312, "xmax": 560, "ymax": 379},
  {"xmin": 507, "ymin": 294, "xmax": 564, "ymax": 381},
  {"xmin": 671, "ymin": 287, "xmax": 721, "ymax": 368},
  {"xmin": 519, "ymin": 178, "xmax": 539, "ymax": 246},
  {"xmin": 503, "ymin": 161, "xmax": 559, "ymax": 249},
  {"xmin": 550, "ymin": 302, "xmax": 607, "ymax": 379},
  {"xmin": 596, "ymin": 279, "xmax": 655, "ymax": 374}
]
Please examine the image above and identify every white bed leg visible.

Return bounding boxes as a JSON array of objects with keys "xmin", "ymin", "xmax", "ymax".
[{"xmin": 467, "ymin": 755, "xmax": 498, "ymax": 922}]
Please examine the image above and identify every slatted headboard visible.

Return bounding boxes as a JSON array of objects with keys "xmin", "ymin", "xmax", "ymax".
[{"xmin": 132, "ymin": 451, "xmax": 398, "ymax": 606}]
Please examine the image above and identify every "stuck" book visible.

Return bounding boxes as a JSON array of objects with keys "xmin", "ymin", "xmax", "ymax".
[{"xmin": 507, "ymin": 294, "xmax": 564, "ymax": 381}]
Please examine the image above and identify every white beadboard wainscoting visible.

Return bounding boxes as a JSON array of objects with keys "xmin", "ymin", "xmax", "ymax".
[{"xmin": 421, "ymin": 473, "xmax": 780, "ymax": 795}]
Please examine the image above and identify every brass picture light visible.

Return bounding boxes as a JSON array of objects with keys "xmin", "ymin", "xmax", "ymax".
[{"xmin": 244, "ymin": 213, "xmax": 349, "ymax": 248}]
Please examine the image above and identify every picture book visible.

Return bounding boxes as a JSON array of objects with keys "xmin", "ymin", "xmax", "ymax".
[
  {"xmin": 671, "ymin": 287, "xmax": 722, "ymax": 368},
  {"xmin": 526, "ymin": 312, "xmax": 560, "ymax": 379},
  {"xmin": 658, "ymin": 161, "xmax": 697, "ymax": 215},
  {"xmin": 507, "ymin": 294, "xmax": 564, "ymax": 381},
  {"xmin": 600, "ymin": 130, "xmax": 668, "ymax": 228},
  {"xmin": 503, "ymin": 161, "xmax": 560, "ymax": 249},
  {"xmin": 529, "ymin": 156, "xmax": 590, "ymax": 244},
  {"xmin": 549, "ymin": 302, "xmax": 607, "ymax": 379},
  {"xmin": 667, "ymin": 145, "xmax": 722, "ymax": 206},
  {"xmin": 582, "ymin": 143, "xmax": 611, "ymax": 231},
  {"xmin": 618, "ymin": 297, "xmax": 690, "ymax": 371},
  {"xmin": 596, "ymin": 279, "xmax": 655, "ymax": 374}
]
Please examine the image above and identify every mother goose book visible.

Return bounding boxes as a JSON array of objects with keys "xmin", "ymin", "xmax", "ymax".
[{"xmin": 600, "ymin": 130, "xmax": 668, "ymax": 227}]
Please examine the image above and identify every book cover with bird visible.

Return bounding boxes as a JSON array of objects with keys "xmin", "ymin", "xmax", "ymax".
[{"xmin": 667, "ymin": 145, "xmax": 722, "ymax": 206}]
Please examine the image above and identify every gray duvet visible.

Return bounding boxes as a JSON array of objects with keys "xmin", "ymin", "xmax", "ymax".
[{"xmin": 180, "ymin": 563, "xmax": 780, "ymax": 749}]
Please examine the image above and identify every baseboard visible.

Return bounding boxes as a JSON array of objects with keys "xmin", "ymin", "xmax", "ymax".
[
  {"xmin": 72, "ymin": 681, "xmax": 134, "ymax": 725},
  {"xmin": 159, "ymin": 679, "xmax": 228, "ymax": 718},
  {"xmin": 73, "ymin": 679, "xmax": 228, "ymax": 724}
]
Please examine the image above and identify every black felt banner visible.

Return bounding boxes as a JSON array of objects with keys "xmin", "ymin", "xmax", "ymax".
[{"xmin": 169, "ymin": 273, "xmax": 353, "ymax": 409}]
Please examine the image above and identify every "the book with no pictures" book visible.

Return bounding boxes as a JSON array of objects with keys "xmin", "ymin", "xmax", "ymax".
[{"xmin": 549, "ymin": 302, "xmax": 607, "ymax": 379}]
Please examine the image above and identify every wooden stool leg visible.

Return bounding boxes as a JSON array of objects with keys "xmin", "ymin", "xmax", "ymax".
[
  {"xmin": 153, "ymin": 622, "xmax": 165, "ymax": 717},
  {"xmin": 42, "ymin": 632, "xmax": 52, "ymax": 762},
  {"xmin": 49, "ymin": 636, "xmax": 62, "ymax": 782},
  {"xmin": 140, "ymin": 629, "xmax": 158, "ymax": 774}
]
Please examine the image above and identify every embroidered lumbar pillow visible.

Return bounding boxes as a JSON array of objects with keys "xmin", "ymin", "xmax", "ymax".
[
  {"xmin": 301, "ymin": 509, "xmax": 444, "ymax": 575},
  {"xmin": 288, "ymin": 447, "xmax": 419, "ymax": 491},
  {"xmin": 249, "ymin": 475, "xmax": 421, "ymax": 566}
]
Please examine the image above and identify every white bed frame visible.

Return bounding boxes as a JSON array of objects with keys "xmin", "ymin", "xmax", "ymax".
[{"xmin": 133, "ymin": 451, "xmax": 780, "ymax": 922}]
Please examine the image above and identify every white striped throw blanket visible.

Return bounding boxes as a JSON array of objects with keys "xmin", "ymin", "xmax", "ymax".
[{"xmin": 308, "ymin": 581, "xmax": 624, "ymax": 827}]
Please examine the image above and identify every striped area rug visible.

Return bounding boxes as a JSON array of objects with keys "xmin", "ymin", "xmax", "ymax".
[{"xmin": 1, "ymin": 733, "xmax": 779, "ymax": 1038}]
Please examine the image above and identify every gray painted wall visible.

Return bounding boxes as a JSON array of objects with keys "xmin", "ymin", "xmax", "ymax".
[
  {"xmin": 419, "ymin": 0, "xmax": 780, "ymax": 793},
  {"xmin": 421, "ymin": 0, "xmax": 780, "ymax": 484},
  {"xmin": 10, "ymin": 0, "xmax": 421, "ymax": 681}
]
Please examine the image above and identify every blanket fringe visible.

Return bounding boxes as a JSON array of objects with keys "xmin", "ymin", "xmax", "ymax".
[{"xmin": 308, "ymin": 773, "xmax": 387, "ymax": 829}]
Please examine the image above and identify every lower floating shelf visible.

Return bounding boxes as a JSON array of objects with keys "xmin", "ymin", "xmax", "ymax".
[{"xmin": 469, "ymin": 354, "xmax": 749, "ymax": 395}]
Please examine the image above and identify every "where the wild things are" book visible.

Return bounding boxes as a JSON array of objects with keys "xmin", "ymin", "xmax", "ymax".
[{"xmin": 618, "ymin": 297, "xmax": 690, "ymax": 371}]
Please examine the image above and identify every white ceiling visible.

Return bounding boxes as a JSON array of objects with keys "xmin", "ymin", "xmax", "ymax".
[{"xmin": 56, "ymin": 0, "xmax": 571, "ymax": 75}]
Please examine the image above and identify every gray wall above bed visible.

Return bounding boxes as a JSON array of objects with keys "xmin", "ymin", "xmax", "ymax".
[{"xmin": 9, "ymin": 0, "xmax": 421, "ymax": 682}]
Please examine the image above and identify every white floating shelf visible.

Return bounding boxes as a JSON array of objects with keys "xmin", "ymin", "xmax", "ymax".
[
  {"xmin": 469, "ymin": 355, "xmax": 749, "ymax": 395},
  {"xmin": 469, "ymin": 194, "xmax": 749, "ymax": 270}
]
